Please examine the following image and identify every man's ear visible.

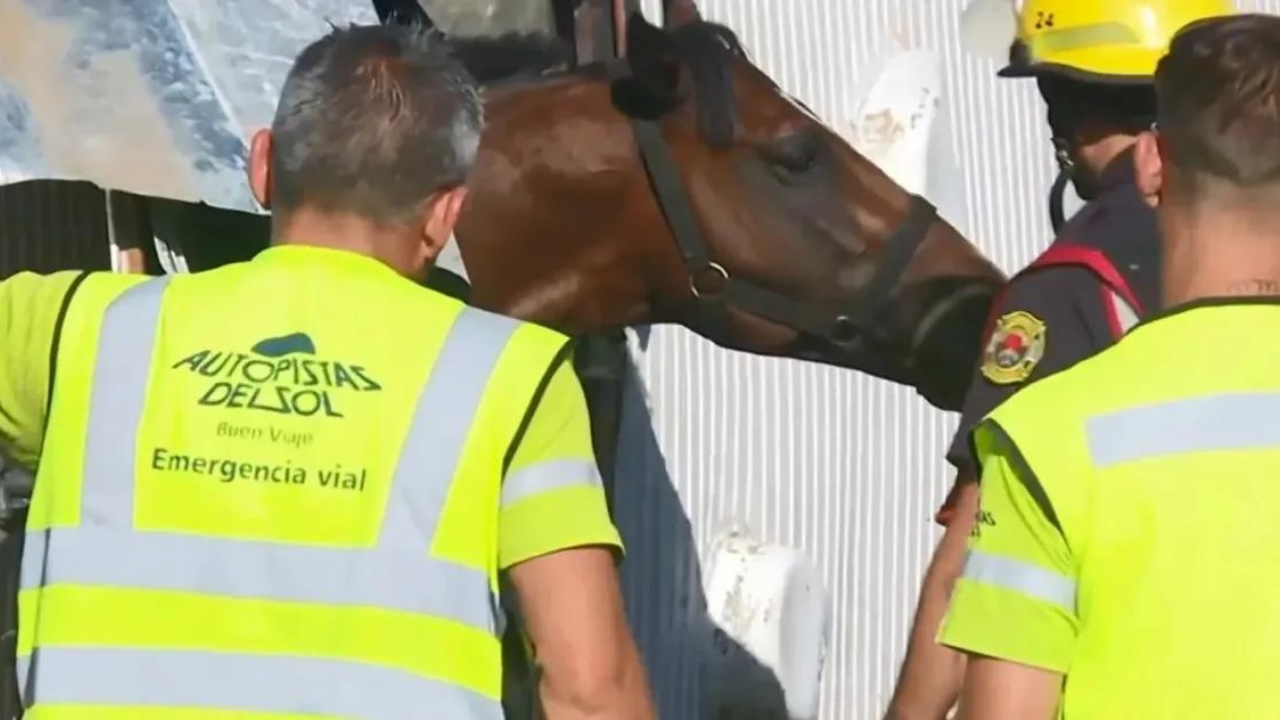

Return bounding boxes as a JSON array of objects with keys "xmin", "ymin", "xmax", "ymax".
[
  {"xmin": 1134, "ymin": 130, "xmax": 1164, "ymax": 208},
  {"xmin": 420, "ymin": 186, "xmax": 468, "ymax": 261},
  {"xmin": 248, "ymin": 128, "xmax": 273, "ymax": 210}
]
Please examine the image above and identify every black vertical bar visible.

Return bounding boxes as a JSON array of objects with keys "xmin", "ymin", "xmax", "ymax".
[
  {"xmin": 615, "ymin": 0, "xmax": 638, "ymax": 55},
  {"xmin": 570, "ymin": 0, "xmax": 633, "ymax": 520},
  {"xmin": 505, "ymin": 5, "xmax": 635, "ymax": 719},
  {"xmin": 551, "ymin": 0, "xmax": 579, "ymax": 65},
  {"xmin": 0, "ymin": 514, "xmax": 23, "ymax": 720},
  {"xmin": 0, "ymin": 180, "xmax": 111, "ymax": 280},
  {"xmin": 591, "ymin": 0, "xmax": 615, "ymax": 60}
]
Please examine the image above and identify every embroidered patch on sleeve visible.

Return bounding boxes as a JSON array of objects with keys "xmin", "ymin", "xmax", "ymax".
[{"xmin": 980, "ymin": 310, "xmax": 1047, "ymax": 385}]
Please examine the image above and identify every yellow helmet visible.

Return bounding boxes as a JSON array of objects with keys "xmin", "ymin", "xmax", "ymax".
[{"xmin": 999, "ymin": 0, "xmax": 1235, "ymax": 82}]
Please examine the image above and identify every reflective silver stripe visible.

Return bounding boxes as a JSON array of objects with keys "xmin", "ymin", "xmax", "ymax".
[
  {"xmin": 81, "ymin": 276, "xmax": 171, "ymax": 526},
  {"xmin": 21, "ymin": 276, "xmax": 171, "ymax": 696},
  {"xmin": 1087, "ymin": 392, "xmax": 1280, "ymax": 468},
  {"xmin": 18, "ymin": 525, "xmax": 46, "ymax": 595},
  {"xmin": 379, "ymin": 305, "xmax": 516, "ymax": 549},
  {"xmin": 15, "ymin": 530, "xmax": 44, "ymax": 695},
  {"xmin": 22, "ymin": 280, "xmax": 524, "ymax": 714},
  {"xmin": 31, "ymin": 524, "xmax": 492, "ymax": 627},
  {"xmin": 501, "ymin": 458, "xmax": 602, "ymax": 509},
  {"xmin": 375, "ymin": 305, "xmax": 518, "ymax": 635},
  {"xmin": 30, "ymin": 647, "xmax": 503, "ymax": 720},
  {"xmin": 962, "ymin": 550, "xmax": 1076, "ymax": 613}
]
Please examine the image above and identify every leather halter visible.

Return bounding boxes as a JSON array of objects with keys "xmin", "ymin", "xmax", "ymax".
[
  {"xmin": 627, "ymin": 113, "xmax": 938, "ymax": 346},
  {"xmin": 371, "ymin": 0, "xmax": 939, "ymax": 348},
  {"xmin": 605, "ymin": 43, "xmax": 938, "ymax": 346}
]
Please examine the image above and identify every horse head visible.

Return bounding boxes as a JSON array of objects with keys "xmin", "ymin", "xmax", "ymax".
[
  {"xmin": 406, "ymin": 2, "xmax": 1006, "ymax": 410},
  {"xmin": 619, "ymin": 8, "xmax": 1006, "ymax": 408}
]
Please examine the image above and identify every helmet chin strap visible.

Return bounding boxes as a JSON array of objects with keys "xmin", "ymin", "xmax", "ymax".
[
  {"xmin": 1048, "ymin": 134, "xmax": 1107, "ymax": 234},
  {"xmin": 1049, "ymin": 136, "xmax": 1075, "ymax": 235},
  {"xmin": 1048, "ymin": 166, "xmax": 1072, "ymax": 235}
]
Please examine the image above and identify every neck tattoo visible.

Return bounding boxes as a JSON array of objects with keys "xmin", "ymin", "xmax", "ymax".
[{"xmin": 1224, "ymin": 279, "xmax": 1280, "ymax": 296}]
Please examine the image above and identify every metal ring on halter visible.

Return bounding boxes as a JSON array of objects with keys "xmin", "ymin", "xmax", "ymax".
[
  {"xmin": 831, "ymin": 315, "xmax": 859, "ymax": 343},
  {"xmin": 690, "ymin": 262, "xmax": 730, "ymax": 298}
]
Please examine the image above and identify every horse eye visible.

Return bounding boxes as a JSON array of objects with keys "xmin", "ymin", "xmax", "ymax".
[{"xmin": 764, "ymin": 132, "xmax": 820, "ymax": 175}]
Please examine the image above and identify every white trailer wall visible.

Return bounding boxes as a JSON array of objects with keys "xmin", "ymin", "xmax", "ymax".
[{"xmin": 614, "ymin": 1, "xmax": 1280, "ymax": 717}]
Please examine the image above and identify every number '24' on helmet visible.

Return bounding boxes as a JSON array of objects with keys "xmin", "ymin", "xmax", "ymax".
[{"xmin": 999, "ymin": 0, "xmax": 1236, "ymax": 84}]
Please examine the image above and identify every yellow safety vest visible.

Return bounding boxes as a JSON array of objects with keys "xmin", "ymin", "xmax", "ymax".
[
  {"xmin": 19, "ymin": 251, "xmax": 578, "ymax": 719},
  {"xmin": 965, "ymin": 299, "xmax": 1280, "ymax": 718}
]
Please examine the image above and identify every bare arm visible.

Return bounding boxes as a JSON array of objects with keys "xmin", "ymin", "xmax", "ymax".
[
  {"xmin": 956, "ymin": 656, "xmax": 1061, "ymax": 720},
  {"xmin": 885, "ymin": 477, "xmax": 978, "ymax": 720},
  {"xmin": 508, "ymin": 546, "xmax": 655, "ymax": 720},
  {"xmin": 889, "ymin": 268, "xmax": 1110, "ymax": 719},
  {"xmin": 938, "ymin": 427, "xmax": 1080, "ymax": 720},
  {"xmin": 498, "ymin": 355, "xmax": 654, "ymax": 718}
]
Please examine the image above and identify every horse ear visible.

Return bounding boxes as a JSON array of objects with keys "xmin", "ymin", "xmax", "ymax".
[
  {"xmin": 372, "ymin": 0, "xmax": 438, "ymax": 32},
  {"xmin": 662, "ymin": 0, "xmax": 702, "ymax": 28},
  {"xmin": 611, "ymin": 12, "xmax": 684, "ymax": 119}
]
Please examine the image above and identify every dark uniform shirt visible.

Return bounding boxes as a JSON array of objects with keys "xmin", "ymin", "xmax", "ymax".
[{"xmin": 937, "ymin": 149, "xmax": 1163, "ymax": 522}]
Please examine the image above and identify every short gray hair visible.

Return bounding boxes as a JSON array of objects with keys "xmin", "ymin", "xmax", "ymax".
[{"xmin": 269, "ymin": 23, "xmax": 483, "ymax": 223}]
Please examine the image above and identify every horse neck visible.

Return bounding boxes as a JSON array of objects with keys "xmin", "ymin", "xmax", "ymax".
[{"xmin": 457, "ymin": 77, "xmax": 667, "ymax": 336}]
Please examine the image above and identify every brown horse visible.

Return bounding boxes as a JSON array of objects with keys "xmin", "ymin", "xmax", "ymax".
[{"xmin": 383, "ymin": 0, "xmax": 1006, "ymax": 410}]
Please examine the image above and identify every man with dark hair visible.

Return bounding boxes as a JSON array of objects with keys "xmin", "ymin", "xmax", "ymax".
[
  {"xmin": 939, "ymin": 12, "xmax": 1280, "ymax": 718},
  {"xmin": 0, "ymin": 23, "xmax": 654, "ymax": 719},
  {"xmin": 887, "ymin": 3, "xmax": 1231, "ymax": 717}
]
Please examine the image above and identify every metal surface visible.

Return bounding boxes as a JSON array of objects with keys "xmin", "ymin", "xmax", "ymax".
[
  {"xmin": 614, "ymin": 1, "xmax": 1280, "ymax": 718},
  {"xmin": 0, "ymin": 0, "xmax": 374, "ymax": 212},
  {"xmin": 420, "ymin": 0, "xmax": 555, "ymax": 36},
  {"xmin": 0, "ymin": 181, "xmax": 111, "ymax": 278}
]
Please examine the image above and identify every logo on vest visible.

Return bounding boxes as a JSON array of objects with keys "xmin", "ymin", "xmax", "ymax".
[
  {"xmin": 970, "ymin": 509, "xmax": 997, "ymax": 539},
  {"xmin": 172, "ymin": 332, "xmax": 382, "ymax": 418},
  {"xmin": 981, "ymin": 311, "xmax": 1047, "ymax": 386}
]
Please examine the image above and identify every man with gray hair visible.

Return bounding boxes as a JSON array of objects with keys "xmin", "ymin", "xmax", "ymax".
[
  {"xmin": 261, "ymin": 21, "xmax": 485, "ymax": 249},
  {"xmin": 0, "ymin": 23, "xmax": 653, "ymax": 719}
]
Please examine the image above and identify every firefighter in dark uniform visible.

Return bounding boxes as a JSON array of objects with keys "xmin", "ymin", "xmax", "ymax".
[{"xmin": 884, "ymin": 1, "xmax": 1235, "ymax": 718}]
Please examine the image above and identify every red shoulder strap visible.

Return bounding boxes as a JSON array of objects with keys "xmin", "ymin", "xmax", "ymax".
[
  {"xmin": 1029, "ymin": 243, "xmax": 1144, "ymax": 314},
  {"xmin": 978, "ymin": 242, "xmax": 1144, "ymax": 343}
]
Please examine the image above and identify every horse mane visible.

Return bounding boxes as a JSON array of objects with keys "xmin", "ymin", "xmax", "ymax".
[
  {"xmin": 444, "ymin": 19, "xmax": 746, "ymax": 147},
  {"xmin": 665, "ymin": 20, "xmax": 745, "ymax": 148}
]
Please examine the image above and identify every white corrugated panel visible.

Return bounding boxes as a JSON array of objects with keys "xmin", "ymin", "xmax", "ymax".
[{"xmin": 612, "ymin": 2, "xmax": 1280, "ymax": 718}]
